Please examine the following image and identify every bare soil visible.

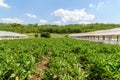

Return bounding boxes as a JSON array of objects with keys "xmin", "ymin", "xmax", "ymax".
[{"xmin": 27, "ymin": 55, "xmax": 50, "ymax": 80}]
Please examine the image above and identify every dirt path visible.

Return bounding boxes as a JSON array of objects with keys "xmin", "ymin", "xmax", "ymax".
[{"xmin": 28, "ymin": 55, "xmax": 50, "ymax": 80}]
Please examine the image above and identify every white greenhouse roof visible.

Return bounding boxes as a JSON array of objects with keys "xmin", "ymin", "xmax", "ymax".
[
  {"xmin": 0, "ymin": 31, "xmax": 27, "ymax": 38},
  {"xmin": 69, "ymin": 28, "xmax": 120, "ymax": 37}
]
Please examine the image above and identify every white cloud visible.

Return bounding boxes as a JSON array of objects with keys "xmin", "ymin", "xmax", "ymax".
[
  {"xmin": 2, "ymin": 18, "xmax": 24, "ymax": 24},
  {"xmin": 97, "ymin": 1, "xmax": 104, "ymax": 10},
  {"xmin": 89, "ymin": 3, "xmax": 95, "ymax": 8},
  {"xmin": 89, "ymin": 1, "xmax": 104, "ymax": 10},
  {"xmin": 53, "ymin": 9, "xmax": 95, "ymax": 23},
  {"xmin": 78, "ymin": 21, "xmax": 91, "ymax": 24},
  {"xmin": 0, "ymin": 0, "xmax": 10, "ymax": 8},
  {"xmin": 26, "ymin": 13, "xmax": 37, "ymax": 18},
  {"xmin": 39, "ymin": 19, "xmax": 48, "ymax": 24},
  {"xmin": 53, "ymin": 21, "xmax": 62, "ymax": 25}
]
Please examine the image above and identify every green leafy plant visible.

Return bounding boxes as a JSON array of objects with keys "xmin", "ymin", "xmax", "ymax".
[{"xmin": 0, "ymin": 38, "xmax": 120, "ymax": 80}]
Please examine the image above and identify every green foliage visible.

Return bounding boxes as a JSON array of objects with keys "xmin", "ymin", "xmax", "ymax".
[
  {"xmin": 0, "ymin": 38, "xmax": 120, "ymax": 79},
  {"xmin": 0, "ymin": 23, "xmax": 120, "ymax": 33},
  {"xmin": 34, "ymin": 33, "xmax": 39, "ymax": 37},
  {"xmin": 41, "ymin": 32, "xmax": 51, "ymax": 38}
]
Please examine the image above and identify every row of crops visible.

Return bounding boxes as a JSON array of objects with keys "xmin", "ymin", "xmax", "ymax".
[{"xmin": 0, "ymin": 38, "xmax": 120, "ymax": 80}]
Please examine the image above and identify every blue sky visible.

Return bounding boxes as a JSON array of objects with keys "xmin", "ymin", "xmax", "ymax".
[{"xmin": 0, "ymin": 0, "xmax": 120, "ymax": 24}]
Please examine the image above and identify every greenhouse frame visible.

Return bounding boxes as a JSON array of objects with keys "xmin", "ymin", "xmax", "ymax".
[{"xmin": 69, "ymin": 28, "xmax": 120, "ymax": 44}]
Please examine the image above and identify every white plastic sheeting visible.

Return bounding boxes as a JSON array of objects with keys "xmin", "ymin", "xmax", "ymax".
[
  {"xmin": 69, "ymin": 28, "xmax": 120, "ymax": 37},
  {"xmin": 0, "ymin": 31, "xmax": 27, "ymax": 38},
  {"xmin": 69, "ymin": 28, "xmax": 120, "ymax": 44}
]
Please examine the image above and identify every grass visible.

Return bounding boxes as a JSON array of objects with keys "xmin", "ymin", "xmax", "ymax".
[{"xmin": 24, "ymin": 33, "xmax": 68, "ymax": 38}]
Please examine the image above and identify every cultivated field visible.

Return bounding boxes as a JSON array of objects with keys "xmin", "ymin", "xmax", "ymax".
[{"xmin": 0, "ymin": 38, "xmax": 120, "ymax": 80}]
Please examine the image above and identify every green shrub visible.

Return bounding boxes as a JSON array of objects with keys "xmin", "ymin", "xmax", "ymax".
[
  {"xmin": 41, "ymin": 32, "xmax": 51, "ymax": 38},
  {"xmin": 65, "ymin": 34, "xmax": 68, "ymax": 38},
  {"xmin": 34, "ymin": 33, "xmax": 39, "ymax": 37}
]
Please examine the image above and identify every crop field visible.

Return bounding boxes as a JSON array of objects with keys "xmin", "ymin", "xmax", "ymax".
[{"xmin": 0, "ymin": 38, "xmax": 120, "ymax": 80}]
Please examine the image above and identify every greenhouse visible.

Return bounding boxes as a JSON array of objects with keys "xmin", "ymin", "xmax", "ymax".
[
  {"xmin": 0, "ymin": 31, "xmax": 28, "ymax": 39},
  {"xmin": 69, "ymin": 28, "xmax": 120, "ymax": 44}
]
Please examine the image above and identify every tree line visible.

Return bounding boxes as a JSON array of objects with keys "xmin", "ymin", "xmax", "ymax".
[{"xmin": 0, "ymin": 23, "xmax": 120, "ymax": 33}]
